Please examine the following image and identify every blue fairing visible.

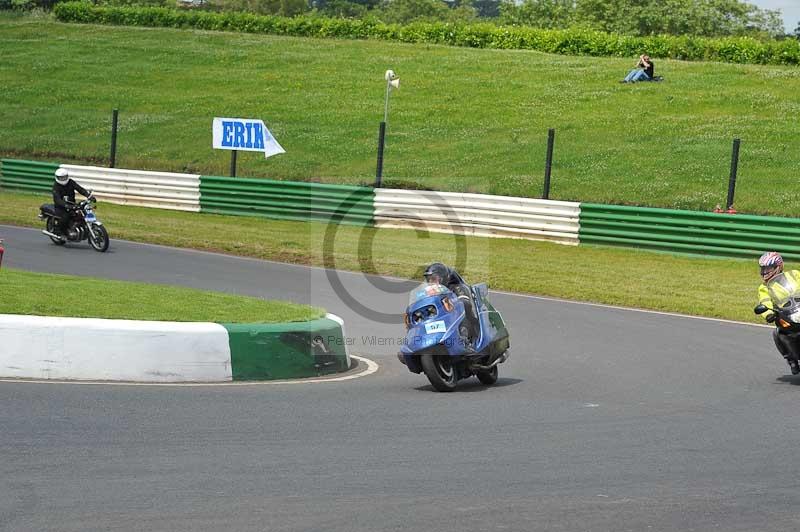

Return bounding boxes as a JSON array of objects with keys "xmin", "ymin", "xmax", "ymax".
[
  {"xmin": 400, "ymin": 292, "xmax": 468, "ymax": 360},
  {"xmin": 398, "ymin": 280, "xmax": 510, "ymax": 376},
  {"xmin": 400, "ymin": 285, "xmax": 508, "ymax": 366},
  {"xmin": 471, "ymin": 290, "xmax": 499, "ymax": 353}
]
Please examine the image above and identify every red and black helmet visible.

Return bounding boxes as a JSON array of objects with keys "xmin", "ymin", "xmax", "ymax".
[{"xmin": 759, "ymin": 251, "xmax": 784, "ymax": 282}]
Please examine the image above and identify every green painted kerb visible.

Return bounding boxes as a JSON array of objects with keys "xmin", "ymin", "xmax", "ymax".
[{"xmin": 222, "ymin": 317, "xmax": 350, "ymax": 380}]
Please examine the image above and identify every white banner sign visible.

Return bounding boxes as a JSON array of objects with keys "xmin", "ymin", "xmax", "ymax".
[{"xmin": 212, "ymin": 117, "xmax": 285, "ymax": 158}]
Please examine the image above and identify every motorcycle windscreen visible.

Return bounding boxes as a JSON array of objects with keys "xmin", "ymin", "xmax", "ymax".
[
  {"xmin": 408, "ymin": 283, "xmax": 450, "ymax": 306},
  {"xmin": 768, "ymin": 273, "xmax": 800, "ymax": 309},
  {"xmin": 401, "ymin": 284, "xmax": 465, "ymax": 355}
]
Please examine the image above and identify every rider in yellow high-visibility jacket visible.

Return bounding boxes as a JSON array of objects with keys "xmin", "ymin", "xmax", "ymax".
[
  {"xmin": 757, "ymin": 252, "xmax": 800, "ymax": 374},
  {"xmin": 757, "ymin": 272, "xmax": 800, "ymax": 317}
]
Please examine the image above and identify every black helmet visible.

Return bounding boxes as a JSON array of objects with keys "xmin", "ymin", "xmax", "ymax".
[{"xmin": 423, "ymin": 262, "xmax": 450, "ymax": 285}]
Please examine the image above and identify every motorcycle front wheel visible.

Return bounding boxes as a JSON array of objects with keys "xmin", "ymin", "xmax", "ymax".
[
  {"xmin": 88, "ymin": 224, "xmax": 109, "ymax": 252},
  {"xmin": 421, "ymin": 353, "xmax": 457, "ymax": 392}
]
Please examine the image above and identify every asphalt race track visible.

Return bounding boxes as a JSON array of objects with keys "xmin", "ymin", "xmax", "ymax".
[{"xmin": 2, "ymin": 224, "xmax": 800, "ymax": 532}]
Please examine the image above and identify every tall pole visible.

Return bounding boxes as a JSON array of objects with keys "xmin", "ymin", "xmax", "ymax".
[
  {"xmin": 376, "ymin": 71, "xmax": 399, "ymax": 188},
  {"xmin": 375, "ymin": 122, "xmax": 386, "ymax": 188},
  {"xmin": 110, "ymin": 108, "xmax": 119, "ymax": 168},
  {"xmin": 726, "ymin": 138, "xmax": 740, "ymax": 211},
  {"xmin": 230, "ymin": 150, "xmax": 238, "ymax": 178},
  {"xmin": 376, "ymin": 78, "xmax": 392, "ymax": 188},
  {"xmin": 384, "ymin": 79, "xmax": 391, "ymax": 125},
  {"xmin": 543, "ymin": 128, "xmax": 555, "ymax": 200}
]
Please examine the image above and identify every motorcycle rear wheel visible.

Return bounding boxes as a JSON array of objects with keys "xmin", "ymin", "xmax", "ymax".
[
  {"xmin": 476, "ymin": 365, "xmax": 498, "ymax": 385},
  {"xmin": 421, "ymin": 353, "xmax": 457, "ymax": 392},
  {"xmin": 46, "ymin": 218, "xmax": 65, "ymax": 245},
  {"xmin": 88, "ymin": 224, "xmax": 109, "ymax": 252}
]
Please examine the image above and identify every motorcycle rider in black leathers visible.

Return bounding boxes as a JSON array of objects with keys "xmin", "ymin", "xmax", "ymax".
[
  {"xmin": 52, "ymin": 168, "xmax": 92, "ymax": 237},
  {"xmin": 424, "ymin": 262, "xmax": 479, "ymax": 347}
]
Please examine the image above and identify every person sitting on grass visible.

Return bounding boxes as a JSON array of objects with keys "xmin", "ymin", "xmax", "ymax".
[{"xmin": 622, "ymin": 54, "xmax": 655, "ymax": 83}]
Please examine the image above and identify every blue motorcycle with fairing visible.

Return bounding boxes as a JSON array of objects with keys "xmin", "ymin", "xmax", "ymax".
[{"xmin": 398, "ymin": 275, "xmax": 510, "ymax": 392}]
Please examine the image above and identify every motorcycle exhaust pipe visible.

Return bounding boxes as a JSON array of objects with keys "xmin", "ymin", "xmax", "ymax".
[
  {"xmin": 469, "ymin": 351, "xmax": 510, "ymax": 371},
  {"xmin": 42, "ymin": 230, "xmax": 66, "ymax": 242},
  {"xmin": 470, "ymin": 359, "xmax": 501, "ymax": 371}
]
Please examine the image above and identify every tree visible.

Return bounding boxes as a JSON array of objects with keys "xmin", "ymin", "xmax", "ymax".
[
  {"xmin": 469, "ymin": 0, "xmax": 500, "ymax": 18},
  {"xmin": 312, "ymin": 0, "xmax": 381, "ymax": 13},
  {"xmin": 218, "ymin": 0, "xmax": 308, "ymax": 16},
  {"xmin": 499, "ymin": 0, "xmax": 575, "ymax": 28},
  {"xmin": 744, "ymin": 5, "xmax": 784, "ymax": 37},
  {"xmin": 314, "ymin": 0, "xmax": 370, "ymax": 18},
  {"xmin": 572, "ymin": 0, "xmax": 785, "ymax": 38},
  {"xmin": 377, "ymin": 0, "xmax": 475, "ymax": 23}
]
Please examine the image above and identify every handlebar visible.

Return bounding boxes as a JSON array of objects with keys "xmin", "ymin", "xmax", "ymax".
[{"xmin": 65, "ymin": 198, "xmax": 94, "ymax": 206}]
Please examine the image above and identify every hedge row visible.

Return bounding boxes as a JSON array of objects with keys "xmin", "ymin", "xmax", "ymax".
[{"xmin": 53, "ymin": 2, "xmax": 800, "ymax": 65}]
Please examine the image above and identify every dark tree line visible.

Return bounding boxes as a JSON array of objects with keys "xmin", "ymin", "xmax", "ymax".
[
  {"xmin": 2, "ymin": 0, "xmax": 792, "ymax": 39},
  {"xmin": 305, "ymin": 0, "xmax": 787, "ymax": 38}
]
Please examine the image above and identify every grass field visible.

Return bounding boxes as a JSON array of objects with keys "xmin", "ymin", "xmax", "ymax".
[
  {"xmin": 0, "ymin": 189, "xmax": 774, "ymax": 324},
  {"xmin": 2, "ymin": 13, "xmax": 800, "ymax": 215},
  {"xmin": 0, "ymin": 267, "xmax": 323, "ymax": 321}
]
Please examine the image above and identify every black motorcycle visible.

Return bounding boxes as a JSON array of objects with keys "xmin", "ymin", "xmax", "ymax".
[
  {"xmin": 39, "ymin": 198, "xmax": 110, "ymax": 252},
  {"xmin": 755, "ymin": 272, "xmax": 800, "ymax": 374}
]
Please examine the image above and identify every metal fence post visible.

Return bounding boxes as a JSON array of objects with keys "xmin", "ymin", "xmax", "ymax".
[
  {"xmin": 542, "ymin": 128, "xmax": 555, "ymax": 200},
  {"xmin": 110, "ymin": 108, "xmax": 119, "ymax": 168},
  {"xmin": 375, "ymin": 121, "xmax": 386, "ymax": 188},
  {"xmin": 230, "ymin": 150, "xmax": 238, "ymax": 178},
  {"xmin": 726, "ymin": 138, "xmax": 741, "ymax": 211}
]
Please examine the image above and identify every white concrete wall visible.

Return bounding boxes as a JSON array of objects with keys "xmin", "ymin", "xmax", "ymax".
[{"xmin": 0, "ymin": 314, "xmax": 231, "ymax": 382}]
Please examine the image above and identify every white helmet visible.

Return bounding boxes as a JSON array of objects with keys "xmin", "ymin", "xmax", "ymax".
[{"xmin": 54, "ymin": 168, "xmax": 70, "ymax": 185}]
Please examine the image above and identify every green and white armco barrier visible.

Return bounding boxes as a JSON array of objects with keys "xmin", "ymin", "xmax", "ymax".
[
  {"xmin": 0, "ymin": 159, "xmax": 200, "ymax": 211},
  {"xmin": 3, "ymin": 157, "xmax": 798, "ymax": 259},
  {"xmin": 578, "ymin": 203, "xmax": 800, "ymax": 260},
  {"xmin": 0, "ymin": 313, "xmax": 349, "ymax": 382},
  {"xmin": 373, "ymin": 188, "xmax": 580, "ymax": 245}
]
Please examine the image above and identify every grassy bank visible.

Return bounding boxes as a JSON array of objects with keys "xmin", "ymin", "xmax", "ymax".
[
  {"xmin": 0, "ymin": 267, "xmax": 324, "ymax": 322},
  {"xmin": 0, "ymin": 190, "xmax": 770, "ymax": 323},
  {"xmin": 1, "ymin": 13, "xmax": 800, "ymax": 215}
]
